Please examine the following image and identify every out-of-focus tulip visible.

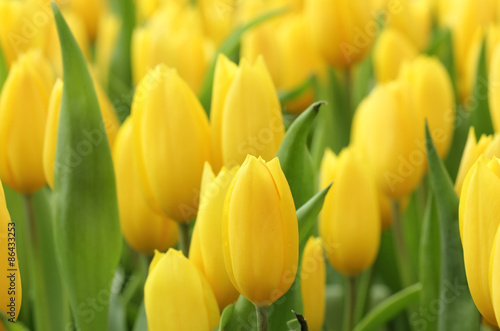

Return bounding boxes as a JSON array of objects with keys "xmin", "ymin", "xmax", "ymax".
[
  {"xmin": 198, "ymin": 0, "xmax": 234, "ymax": 45},
  {"xmin": 43, "ymin": 78, "xmax": 120, "ymax": 188},
  {"xmin": 145, "ymin": 249, "xmax": 220, "ymax": 330},
  {"xmin": 397, "ymin": 56, "xmax": 455, "ymax": 158},
  {"xmin": 210, "ymin": 54, "xmax": 284, "ymax": 172},
  {"xmin": 0, "ymin": 0, "xmax": 25, "ymax": 66},
  {"xmin": 319, "ymin": 148, "xmax": 380, "ymax": 276},
  {"xmin": 113, "ymin": 118, "xmax": 178, "ymax": 255},
  {"xmin": 459, "ymin": 156, "xmax": 500, "ymax": 326},
  {"xmin": 373, "ymin": 28, "xmax": 418, "ymax": 83},
  {"xmin": 132, "ymin": 65, "xmax": 211, "ymax": 222},
  {"xmin": 95, "ymin": 14, "xmax": 121, "ymax": 89},
  {"xmin": 0, "ymin": 181, "xmax": 21, "ymax": 322},
  {"xmin": 455, "ymin": 128, "xmax": 500, "ymax": 194},
  {"xmin": 0, "ymin": 51, "xmax": 54, "ymax": 193},
  {"xmin": 351, "ymin": 84, "xmax": 423, "ymax": 199},
  {"xmin": 61, "ymin": 0, "xmax": 104, "ymax": 40},
  {"xmin": 131, "ymin": 3, "xmax": 214, "ymax": 93},
  {"xmin": 305, "ymin": 0, "xmax": 375, "ymax": 67},
  {"xmin": 378, "ymin": 191, "xmax": 394, "ymax": 230},
  {"xmin": 222, "ymin": 155, "xmax": 298, "ymax": 306},
  {"xmin": 300, "ymin": 237, "xmax": 325, "ymax": 331},
  {"xmin": 189, "ymin": 163, "xmax": 239, "ymax": 311},
  {"xmin": 488, "ymin": 42, "xmax": 500, "ymax": 132}
]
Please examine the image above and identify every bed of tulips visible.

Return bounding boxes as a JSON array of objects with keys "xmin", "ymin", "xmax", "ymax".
[{"xmin": 1, "ymin": 0, "xmax": 500, "ymax": 330}]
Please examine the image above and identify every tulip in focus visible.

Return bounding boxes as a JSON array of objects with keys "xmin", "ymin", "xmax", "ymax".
[
  {"xmin": 210, "ymin": 55, "xmax": 285, "ymax": 172},
  {"xmin": 189, "ymin": 163, "xmax": 240, "ymax": 310},
  {"xmin": 43, "ymin": 78, "xmax": 120, "ymax": 188},
  {"xmin": 222, "ymin": 155, "xmax": 298, "ymax": 306},
  {"xmin": 132, "ymin": 65, "xmax": 211, "ymax": 222},
  {"xmin": 0, "ymin": 51, "xmax": 54, "ymax": 194},
  {"xmin": 319, "ymin": 148, "xmax": 380, "ymax": 276},
  {"xmin": 305, "ymin": 0, "xmax": 375, "ymax": 67},
  {"xmin": 0, "ymin": 181, "xmax": 21, "ymax": 322},
  {"xmin": 373, "ymin": 28, "xmax": 418, "ymax": 83},
  {"xmin": 145, "ymin": 249, "xmax": 220, "ymax": 330},
  {"xmin": 301, "ymin": 237, "xmax": 326, "ymax": 331},
  {"xmin": 459, "ymin": 156, "xmax": 500, "ymax": 326},
  {"xmin": 113, "ymin": 118, "xmax": 178, "ymax": 255}
]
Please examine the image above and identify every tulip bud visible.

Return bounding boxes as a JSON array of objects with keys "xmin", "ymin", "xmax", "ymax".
[
  {"xmin": 397, "ymin": 56, "xmax": 455, "ymax": 159},
  {"xmin": 455, "ymin": 128, "xmax": 500, "ymax": 194},
  {"xmin": 131, "ymin": 3, "xmax": 214, "ymax": 93},
  {"xmin": 189, "ymin": 163, "xmax": 239, "ymax": 310},
  {"xmin": 488, "ymin": 42, "xmax": 500, "ymax": 132},
  {"xmin": 351, "ymin": 84, "xmax": 423, "ymax": 199},
  {"xmin": 0, "ymin": 182, "xmax": 21, "ymax": 322},
  {"xmin": 305, "ymin": 0, "xmax": 375, "ymax": 67},
  {"xmin": 373, "ymin": 28, "xmax": 418, "ymax": 83},
  {"xmin": 113, "ymin": 118, "xmax": 178, "ymax": 255},
  {"xmin": 210, "ymin": 55, "xmax": 285, "ymax": 172},
  {"xmin": 0, "ymin": 0, "xmax": 25, "ymax": 66},
  {"xmin": 300, "ymin": 237, "xmax": 325, "ymax": 331},
  {"xmin": 43, "ymin": 78, "xmax": 120, "ymax": 189},
  {"xmin": 319, "ymin": 148, "xmax": 380, "ymax": 276},
  {"xmin": 61, "ymin": 0, "xmax": 104, "ymax": 40},
  {"xmin": 222, "ymin": 155, "xmax": 298, "ymax": 306},
  {"xmin": 132, "ymin": 65, "xmax": 211, "ymax": 222},
  {"xmin": 95, "ymin": 14, "xmax": 121, "ymax": 89},
  {"xmin": 145, "ymin": 249, "xmax": 220, "ymax": 330},
  {"xmin": 459, "ymin": 156, "xmax": 500, "ymax": 326},
  {"xmin": 198, "ymin": 0, "xmax": 234, "ymax": 45},
  {"xmin": 0, "ymin": 51, "xmax": 54, "ymax": 193}
]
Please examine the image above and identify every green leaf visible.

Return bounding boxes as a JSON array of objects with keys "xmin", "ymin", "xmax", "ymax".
[
  {"xmin": 219, "ymin": 303, "xmax": 235, "ymax": 331},
  {"xmin": 418, "ymin": 192, "xmax": 441, "ymax": 331},
  {"xmin": 224, "ymin": 295, "xmax": 257, "ymax": 331},
  {"xmin": 471, "ymin": 39, "xmax": 494, "ymax": 138},
  {"xmin": 0, "ymin": 42, "xmax": 7, "ymax": 91},
  {"xmin": 132, "ymin": 300, "xmax": 147, "ymax": 331},
  {"xmin": 353, "ymin": 52, "xmax": 374, "ymax": 109},
  {"xmin": 279, "ymin": 75, "xmax": 314, "ymax": 106},
  {"xmin": 424, "ymin": 123, "xmax": 480, "ymax": 330},
  {"xmin": 426, "ymin": 28, "xmax": 457, "ymax": 102},
  {"xmin": 198, "ymin": 7, "xmax": 288, "ymax": 114},
  {"xmin": 277, "ymin": 101, "xmax": 326, "ymax": 208},
  {"xmin": 51, "ymin": 4, "xmax": 122, "ymax": 331},
  {"xmin": 353, "ymin": 283, "xmax": 422, "ymax": 331}
]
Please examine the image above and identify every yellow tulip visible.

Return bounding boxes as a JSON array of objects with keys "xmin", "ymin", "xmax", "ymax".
[
  {"xmin": 131, "ymin": 3, "xmax": 214, "ymax": 93},
  {"xmin": 300, "ymin": 237, "xmax": 325, "ymax": 331},
  {"xmin": 43, "ymin": 78, "xmax": 120, "ymax": 189},
  {"xmin": 198, "ymin": 0, "xmax": 234, "ymax": 45},
  {"xmin": 490, "ymin": 217, "xmax": 500, "ymax": 325},
  {"xmin": 0, "ymin": 181, "xmax": 21, "ymax": 322},
  {"xmin": 132, "ymin": 65, "xmax": 211, "ymax": 222},
  {"xmin": 351, "ymin": 84, "xmax": 423, "ymax": 199},
  {"xmin": 455, "ymin": 128, "xmax": 500, "ymax": 195},
  {"xmin": 61, "ymin": 0, "xmax": 104, "ymax": 40},
  {"xmin": 397, "ymin": 56, "xmax": 455, "ymax": 159},
  {"xmin": 113, "ymin": 118, "xmax": 178, "ymax": 255},
  {"xmin": 222, "ymin": 155, "xmax": 298, "ymax": 306},
  {"xmin": 319, "ymin": 148, "xmax": 380, "ymax": 276},
  {"xmin": 95, "ymin": 14, "xmax": 121, "ymax": 89},
  {"xmin": 373, "ymin": 28, "xmax": 418, "ymax": 83},
  {"xmin": 189, "ymin": 163, "xmax": 239, "ymax": 311},
  {"xmin": 305, "ymin": 0, "xmax": 375, "ymax": 67},
  {"xmin": 488, "ymin": 41, "xmax": 500, "ymax": 132},
  {"xmin": 459, "ymin": 156, "xmax": 500, "ymax": 326},
  {"xmin": 145, "ymin": 249, "xmax": 220, "ymax": 330},
  {"xmin": 0, "ymin": 0, "xmax": 25, "ymax": 66},
  {"xmin": 210, "ymin": 54, "xmax": 285, "ymax": 172},
  {"xmin": 0, "ymin": 51, "xmax": 54, "ymax": 193}
]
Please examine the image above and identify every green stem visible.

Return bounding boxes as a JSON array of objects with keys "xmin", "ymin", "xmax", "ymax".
[
  {"xmin": 344, "ymin": 277, "xmax": 357, "ymax": 331},
  {"xmin": 178, "ymin": 222, "xmax": 191, "ymax": 257},
  {"xmin": 255, "ymin": 305, "xmax": 268, "ymax": 331},
  {"xmin": 354, "ymin": 269, "xmax": 373, "ymax": 324},
  {"xmin": 22, "ymin": 195, "xmax": 51, "ymax": 331},
  {"xmin": 391, "ymin": 201, "xmax": 413, "ymax": 288},
  {"xmin": 344, "ymin": 67, "xmax": 352, "ymax": 116}
]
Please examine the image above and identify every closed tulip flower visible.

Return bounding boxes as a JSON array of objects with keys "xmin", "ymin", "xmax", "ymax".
[
  {"xmin": 190, "ymin": 163, "xmax": 239, "ymax": 310},
  {"xmin": 43, "ymin": 78, "xmax": 120, "ymax": 188},
  {"xmin": 455, "ymin": 128, "xmax": 500, "ymax": 194},
  {"xmin": 351, "ymin": 84, "xmax": 423, "ymax": 199},
  {"xmin": 300, "ymin": 237, "xmax": 325, "ymax": 331},
  {"xmin": 145, "ymin": 249, "xmax": 220, "ymax": 331},
  {"xmin": 397, "ymin": 56, "xmax": 455, "ymax": 158},
  {"xmin": 0, "ymin": 181, "xmax": 21, "ymax": 322},
  {"xmin": 488, "ymin": 42, "xmax": 500, "ymax": 132},
  {"xmin": 373, "ymin": 28, "xmax": 418, "ymax": 83},
  {"xmin": 210, "ymin": 55, "xmax": 285, "ymax": 172},
  {"xmin": 319, "ymin": 148, "xmax": 380, "ymax": 276},
  {"xmin": 113, "ymin": 118, "xmax": 178, "ymax": 255},
  {"xmin": 459, "ymin": 156, "xmax": 500, "ymax": 326},
  {"xmin": 222, "ymin": 155, "xmax": 298, "ymax": 306},
  {"xmin": 132, "ymin": 65, "xmax": 211, "ymax": 222},
  {"xmin": 305, "ymin": 0, "xmax": 375, "ymax": 67},
  {"xmin": 95, "ymin": 14, "xmax": 121, "ymax": 89},
  {"xmin": 0, "ymin": 0, "xmax": 26, "ymax": 65},
  {"xmin": 61, "ymin": 0, "xmax": 104, "ymax": 40},
  {"xmin": 0, "ymin": 51, "xmax": 54, "ymax": 193}
]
